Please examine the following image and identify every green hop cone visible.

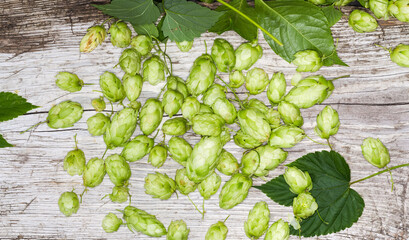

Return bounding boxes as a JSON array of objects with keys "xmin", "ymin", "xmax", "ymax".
[
  {"xmin": 80, "ymin": 25, "xmax": 106, "ymax": 53},
  {"xmin": 162, "ymin": 89, "xmax": 184, "ymax": 117},
  {"xmin": 129, "ymin": 100, "xmax": 141, "ymax": 110},
  {"xmin": 244, "ymin": 201, "xmax": 270, "ymax": 239},
  {"xmin": 87, "ymin": 113, "xmax": 110, "ymax": 136},
  {"xmin": 167, "ymin": 76, "xmax": 189, "ymax": 99},
  {"xmin": 266, "ymin": 109, "xmax": 281, "ymax": 129},
  {"xmin": 229, "ymin": 70, "xmax": 245, "ymax": 88},
  {"xmin": 244, "ymin": 99, "xmax": 268, "ymax": 114},
  {"xmin": 390, "ymin": 44, "xmax": 409, "ymax": 67},
  {"xmin": 144, "ymin": 172, "xmax": 176, "ymax": 200},
  {"xmin": 109, "ymin": 21, "xmax": 131, "ymax": 48},
  {"xmin": 254, "ymin": 145, "xmax": 287, "ymax": 177},
  {"xmin": 139, "ymin": 98, "xmax": 163, "ymax": 135},
  {"xmin": 284, "ymin": 75, "xmax": 334, "ymax": 109},
  {"xmin": 267, "ymin": 72, "xmax": 287, "ymax": 105},
  {"xmin": 216, "ymin": 150, "xmax": 239, "ymax": 176},
  {"xmin": 167, "ymin": 220, "xmax": 190, "ymax": 240},
  {"xmin": 234, "ymin": 40, "xmax": 263, "ymax": 71},
  {"xmin": 264, "ymin": 219, "xmax": 290, "ymax": 240},
  {"xmin": 105, "ymin": 154, "xmax": 131, "ymax": 186},
  {"xmin": 123, "ymin": 73, "xmax": 143, "ymax": 102},
  {"xmin": 240, "ymin": 150, "xmax": 260, "ymax": 176},
  {"xmin": 284, "ymin": 166, "xmax": 313, "ymax": 194},
  {"xmin": 212, "ymin": 98, "xmax": 237, "ymax": 124},
  {"xmin": 99, "ymin": 71, "xmax": 126, "ymax": 102},
  {"xmin": 199, "ymin": 172, "xmax": 222, "ymax": 200},
  {"xmin": 123, "ymin": 206, "xmax": 167, "ymax": 237},
  {"xmin": 119, "ymin": 48, "xmax": 141, "ymax": 76},
  {"xmin": 55, "ymin": 72, "xmax": 84, "ymax": 92},
  {"xmin": 219, "ymin": 173, "xmax": 252, "ymax": 209},
  {"xmin": 205, "ymin": 221, "xmax": 228, "ymax": 240},
  {"xmin": 143, "ymin": 55, "xmax": 166, "ymax": 86},
  {"xmin": 315, "ymin": 105, "xmax": 340, "ymax": 139},
  {"xmin": 200, "ymin": 103, "xmax": 214, "ymax": 114},
  {"xmin": 211, "ymin": 38, "xmax": 236, "ymax": 72},
  {"xmin": 349, "ymin": 10, "xmax": 378, "ymax": 33},
  {"xmin": 388, "ymin": 0, "xmax": 409, "ymax": 22},
  {"xmin": 175, "ymin": 168, "xmax": 197, "ymax": 195},
  {"xmin": 245, "ymin": 67, "xmax": 269, "ymax": 95},
  {"xmin": 292, "ymin": 50, "xmax": 323, "ymax": 72},
  {"xmin": 269, "ymin": 126, "xmax": 305, "ymax": 148},
  {"xmin": 58, "ymin": 191, "xmax": 80, "ymax": 217},
  {"xmin": 186, "ymin": 136, "xmax": 223, "ymax": 183},
  {"xmin": 192, "ymin": 113, "xmax": 225, "ymax": 137},
  {"xmin": 181, "ymin": 96, "xmax": 200, "ymax": 121},
  {"xmin": 293, "ymin": 192, "xmax": 318, "ymax": 219},
  {"xmin": 149, "ymin": 145, "xmax": 168, "ymax": 168},
  {"xmin": 233, "ymin": 129, "xmax": 262, "ymax": 149},
  {"xmin": 63, "ymin": 148, "xmax": 86, "ymax": 176},
  {"xmin": 369, "ymin": 0, "xmax": 389, "ymax": 19},
  {"xmin": 109, "ymin": 186, "xmax": 129, "ymax": 203},
  {"xmin": 238, "ymin": 108, "xmax": 271, "ymax": 143},
  {"xmin": 202, "ymin": 84, "xmax": 226, "ymax": 107},
  {"xmin": 176, "ymin": 40, "xmax": 194, "ymax": 52},
  {"xmin": 47, "ymin": 101, "xmax": 83, "ymax": 129},
  {"xmin": 121, "ymin": 135, "xmax": 154, "ymax": 162},
  {"xmin": 104, "ymin": 107, "xmax": 138, "ymax": 149},
  {"xmin": 102, "ymin": 213, "xmax": 123, "ymax": 233},
  {"xmin": 131, "ymin": 35, "xmax": 153, "ymax": 56},
  {"xmin": 361, "ymin": 137, "xmax": 390, "ymax": 168},
  {"xmin": 162, "ymin": 117, "xmax": 190, "ymax": 136},
  {"xmin": 91, "ymin": 97, "xmax": 106, "ymax": 112},
  {"xmin": 83, "ymin": 157, "xmax": 106, "ymax": 188},
  {"xmin": 168, "ymin": 137, "xmax": 193, "ymax": 166},
  {"xmin": 277, "ymin": 101, "xmax": 304, "ymax": 127},
  {"xmin": 186, "ymin": 54, "xmax": 217, "ymax": 96}
]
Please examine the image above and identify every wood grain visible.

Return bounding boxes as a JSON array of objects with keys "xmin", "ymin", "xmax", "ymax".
[{"xmin": 1, "ymin": 1, "xmax": 409, "ymax": 239}]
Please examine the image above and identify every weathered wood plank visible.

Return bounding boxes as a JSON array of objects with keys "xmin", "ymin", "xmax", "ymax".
[{"xmin": 1, "ymin": 1, "xmax": 409, "ymax": 239}]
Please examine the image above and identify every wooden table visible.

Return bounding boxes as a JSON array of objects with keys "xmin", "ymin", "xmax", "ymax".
[{"xmin": 1, "ymin": 1, "xmax": 409, "ymax": 239}]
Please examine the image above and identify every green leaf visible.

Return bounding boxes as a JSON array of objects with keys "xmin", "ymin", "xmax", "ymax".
[
  {"xmin": 0, "ymin": 134, "xmax": 13, "ymax": 148},
  {"xmin": 255, "ymin": 0, "xmax": 347, "ymax": 66},
  {"xmin": 322, "ymin": 6, "xmax": 343, "ymax": 27},
  {"xmin": 161, "ymin": 0, "xmax": 223, "ymax": 42},
  {"xmin": 209, "ymin": 0, "xmax": 258, "ymax": 41},
  {"xmin": 0, "ymin": 92, "xmax": 38, "ymax": 122},
  {"xmin": 93, "ymin": 0, "xmax": 160, "ymax": 25},
  {"xmin": 132, "ymin": 23, "xmax": 159, "ymax": 37},
  {"xmin": 255, "ymin": 151, "xmax": 365, "ymax": 237}
]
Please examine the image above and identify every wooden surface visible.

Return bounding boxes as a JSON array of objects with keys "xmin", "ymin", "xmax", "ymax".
[{"xmin": 1, "ymin": 1, "xmax": 409, "ymax": 239}]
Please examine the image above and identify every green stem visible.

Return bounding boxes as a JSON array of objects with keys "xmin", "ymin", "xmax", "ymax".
[
  {"xmin": 327, "ymin": 138, "xmax": 333, "ymax": 151},
  {"xmin": 79, "ymin": 187, "xmax": 88, "ymax": 204},
  {"xmin": 215, "ymin": 0, "xmax": 283, "ymax": 46},
  {"xmin": 316, "ymin": 210, "xmax": 328, "ymax": 224},
  {"xmin": 350, "ymin": 163, "xmax": 409, "ymax": 185},
  {"xmin": 102, "ymin": 147, "xmax": 109, "ymax": 159},
  {"xmin": 187, "ymin": 195, "xmax": 205, "ymax": 218},
  {"xmin": 83, "ymin": 83, "xmax": 95, "ymax": 86},
  {"xmin": 330, "ymin": 75, "xmax": 350, "ymax": 81},
  {"xmin": 74, "ymin": 134, "xmax": 78, "ymax": 149},
  {"xmin": 223, "ymin": 215, "xmax": 230, "ymax": 223},
  {"xmin": 374, "ymin": 44, "xmax": 392, "ymax": 54},
  {"xmin": 20, "ymin": 121, "xmax": 46, "ymax": 134},
  {"xmin": 101, "ymin": 17, "xmax": 114, "ymax": 26},
  {"xmin": 204, "ymin": 40, "xmax": 208, "ymax": 54},
  {"xmin": 216, "ymin": 75, "xmax": 244, "ymax": 109},
  {"xmin": 305, "ymin": 134, "xmax": 331, "ymax": 148},
  {"xmin": 387, "ymin": 167, "xmax": 394, "ymax": 192}
]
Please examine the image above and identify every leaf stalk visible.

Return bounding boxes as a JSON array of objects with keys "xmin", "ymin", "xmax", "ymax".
[{"xmin": 350, "ymin": 163, "xmax": 409, "ymax": 186}]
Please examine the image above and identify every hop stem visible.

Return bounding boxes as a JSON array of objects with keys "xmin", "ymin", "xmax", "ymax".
[
  {"xmin": 216, "ymin": 75, "xmax": 244, "ymax": 109},
  {"xmin": 350, "ymin": 163, "xmax": 409, "ymax": 186},
  {"xmin": 215, "ymin": 0, "xmax": 283, "ymax": 46},
  {"xmin": 187, "ymin": 195, "xmax": 205, "ymax": 219},
  {"xmin": 305, "ymin": 134, "xmax": 332, "ymax": 148},
  {"xmin": 20, "ymin": 121, "xmax": 47, "ymax": 134}
]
